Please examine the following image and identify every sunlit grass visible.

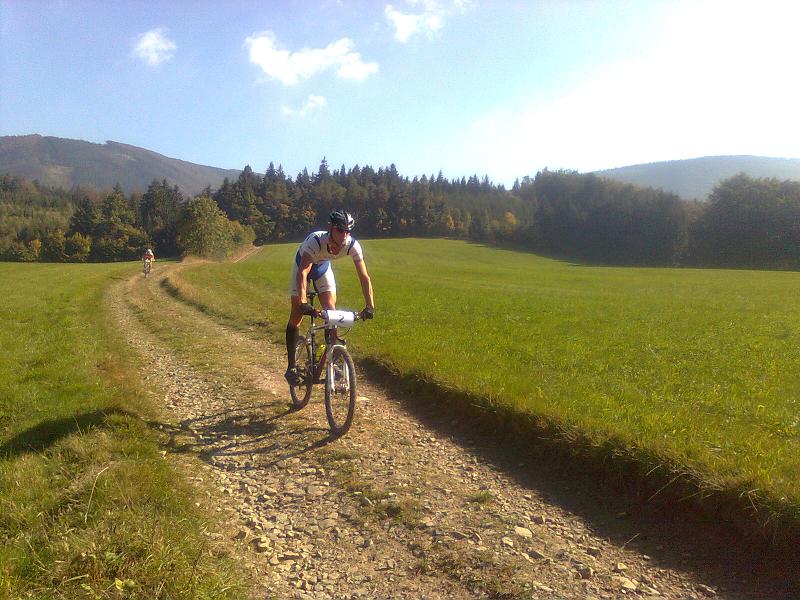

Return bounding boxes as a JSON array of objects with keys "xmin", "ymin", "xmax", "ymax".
[
  {"xmin": 179, "ymin": 239, "xmax": 800, "ymax": 525},
  {"xmin": 0, "ymin": 262, "xmax": 244, "ymax": 598}
]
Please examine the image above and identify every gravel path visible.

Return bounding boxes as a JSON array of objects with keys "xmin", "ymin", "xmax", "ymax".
[{"xmin": 108, "ymin": 262, "xmax": 796, "ymax": 599}]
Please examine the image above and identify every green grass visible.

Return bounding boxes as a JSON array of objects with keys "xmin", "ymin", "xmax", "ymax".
[
  {"xmin": 466, "ymin": 491, "xmax": 495, "ymax": 505},
  {"xmin": 177, "ymin": 239, "xmax": 800, "ymax": 530},
  {"xmin": 0, "ymin": 262, "xmax": 244, "ymax": 599}
]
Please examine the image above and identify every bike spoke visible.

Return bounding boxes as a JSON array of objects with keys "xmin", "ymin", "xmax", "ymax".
[
  {"xmin": 289, "ymin": 337, "xmax": 312, "ymax": 409},
  {"xmin": 325, "ymin": 346, "xmax": 356, "ymax": 436}
]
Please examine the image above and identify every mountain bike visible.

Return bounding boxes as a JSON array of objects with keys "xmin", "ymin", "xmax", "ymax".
[
  {"xmin": 289, "ymin": 291, "xmax": 364, "ymax": 437},
  {"xmin": 143, "ymin": 258, "xmax": 152, "ymax": 278}
]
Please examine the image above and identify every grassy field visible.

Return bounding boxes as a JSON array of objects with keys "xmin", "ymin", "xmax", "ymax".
[
  {"xmin": 0, "ymin": 262, "xmax": 244, "ymax": 598},
  {"xmin": 175, "ymin": 238, "xmax": 800, "ymax": 531}
]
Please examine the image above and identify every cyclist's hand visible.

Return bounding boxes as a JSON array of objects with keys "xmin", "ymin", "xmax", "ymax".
[
  {"xmin": 361, "ymin": 307, "xmax": 374, "ymax": 320},
  {"xmin": 300, "ymin": 302, "xmax": 315, "ymax": 316}
]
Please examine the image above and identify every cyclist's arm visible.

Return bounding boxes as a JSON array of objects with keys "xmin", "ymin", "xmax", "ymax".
[
  {"xmin": 296, "ymin": 253, "xmax": 314, "ymax": 303},
  {"xmin": 354, "ymin": 258, "xmax": 374, "ymax": 309}
]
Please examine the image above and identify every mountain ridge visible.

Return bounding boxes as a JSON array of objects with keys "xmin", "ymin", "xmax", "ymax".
[
  {"xmin": 3, "ymin": 134, "xmax": 800, "ymax": 201},
  {"xmin": 593, "ymin": 155, "xmax": 800, "ymax": 200},
  {"xmin": 0, "ymin": 134, "xmax": 243, "ymax": 196}
]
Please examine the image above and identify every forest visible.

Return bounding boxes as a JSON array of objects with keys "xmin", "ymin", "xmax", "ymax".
[
  {"xmin": 0, "ymin": 176, "xmax": 253, "ymax": 261},
  {"xmin": 2, "ymin": 160, "xmax": 800, "ymax": 269}
]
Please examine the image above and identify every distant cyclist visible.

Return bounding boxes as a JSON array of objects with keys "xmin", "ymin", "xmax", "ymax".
[
  {"xmin": 142, "ymin": 248, "xmax": 155, "ymax": 276},
  {"xmin": 284, "ymin": 210, "xmax": 374, "ymax": 385}
]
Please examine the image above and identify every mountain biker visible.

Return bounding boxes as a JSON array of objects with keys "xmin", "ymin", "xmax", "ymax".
[
  {"xmin": 285, "ymin": 210, "xmax": 374, "ymax": 385},
  {"xmin": 143, "ymin": 248, "xmax": 155, "ymax": 263}
]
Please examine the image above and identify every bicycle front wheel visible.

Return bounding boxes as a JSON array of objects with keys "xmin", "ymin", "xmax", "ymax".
[
  {"xmin": 324, "ymin": 345, "xmax": 356, "ymax": 436},
  {"xmin": 289, "ymin": 336, "xmax": 313, "ymax": 409}
]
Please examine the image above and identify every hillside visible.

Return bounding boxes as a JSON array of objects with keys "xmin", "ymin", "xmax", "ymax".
[
  {"xmin": 594, "ymin": 155, "xmax": 800, "ymax": 200},
  {"xmin": 0, "ymin": 134, "xmax": 243, "ymax": 196},
  {"xmin": 5, "ymin": 135, "xmax": 800, "ymax": 204}
]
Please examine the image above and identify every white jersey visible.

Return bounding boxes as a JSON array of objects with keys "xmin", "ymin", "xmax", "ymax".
[
  {"xmin": 296, "ymin": 230, "xmax": 363, "ymax": 266},
  {"xmin": 289, "ymin": 230, "xmax": 363, "ymax": 296}
]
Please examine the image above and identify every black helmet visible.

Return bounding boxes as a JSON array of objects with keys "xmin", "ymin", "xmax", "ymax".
[{"xmin": 329, "ymin": 210, "xmax": 355, "ymax": 232}]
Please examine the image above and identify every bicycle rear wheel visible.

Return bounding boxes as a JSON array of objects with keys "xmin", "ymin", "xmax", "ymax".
[
  {"xmin": 289, "ymin": 336, "xmax": 312, "ymax": 409},
  {"xmin": 324, "ymin": 345, "xmax": 356, "ymax": 436}
]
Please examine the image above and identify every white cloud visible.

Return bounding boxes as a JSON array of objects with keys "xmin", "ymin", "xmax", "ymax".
[
  {"xmin": 384, "ymin": 0, "xmax": 475, "ymax": 43},
  {"xmin": 385, "ymin": 4, "xmax": 442, "ymax": 42},
  {"xmin": 133, "ymin": 28, "xmax": 176, "ymax": 66},
  {"xmin": 457, "ymin": 0, "xmax": 800, "ymax": 184},
  {"xmin": 246, "ymin": 32, "xmax": 378, "ymax": 85},
  {"xmin": 282, "ymin": 95, "xmax": 327, "ymax": 117}
]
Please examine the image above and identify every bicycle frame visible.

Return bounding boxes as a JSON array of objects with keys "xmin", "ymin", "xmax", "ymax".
[
  {"xmin": 303, "ymin": 291, "xmax": 353, "ymax": 383},
  {"xmin": 291, "ymin": 291, "xmax": 363, "ymax": 435},
  {"xmin": 306, "ymin": 318, "xmax": 332, "ymax": 383}
]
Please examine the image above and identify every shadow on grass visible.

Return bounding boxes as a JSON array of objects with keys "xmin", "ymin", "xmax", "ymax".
[
  {"xmin": 357, "ymin": 355, "xmax": 800, "ymax": 599},
  {"xmin": 0, "ymin": 408, "xmax": 132, "ymax": 458},
  {"xmin": 160, "ymin": 276, "xmax": 211, "ymax": 314},
  {"xmin": 463, "ymin": 239, "xmax": 687, "ymax": 269},
  {"xmin": 159, "ymin": 275, "xmax": 269, "ymax": 334}
]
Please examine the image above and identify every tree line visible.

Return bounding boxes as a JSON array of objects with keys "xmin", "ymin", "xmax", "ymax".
[
  {"xmin": 1, "ymin": 175, "xmax": 254, "ymax": 261},
  {"xmin": 2, "ymin": 162, "xmax": 800, "ymax": 269}
]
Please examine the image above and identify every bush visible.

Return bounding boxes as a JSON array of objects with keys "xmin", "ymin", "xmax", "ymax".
[
  {"xmin": 65, "ymin": 232, "xmax": 91, "ymax": 262},
  {"xmin": 2, "ymin": 240, "xmax": 38, "ymax": 262},
  {"xmin": 40, "ymin": 229, "xmax": 67, "ymax": 262},
  {"xmin": 90, "ymin": 224, "xmax": 150, "ymax": 262},
  {"xmin": 176, "ymin": 196, "xmax": 254, "ymax": 258}
]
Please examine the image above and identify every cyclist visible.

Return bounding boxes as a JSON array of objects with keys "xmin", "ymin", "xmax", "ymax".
[
  {"xmin": 285, "ymin": 210, "xmax": 374, "ymax": 385},
  {"xmin": 142, "ymin": 247, "xmax": 155, "ymax": 271}
]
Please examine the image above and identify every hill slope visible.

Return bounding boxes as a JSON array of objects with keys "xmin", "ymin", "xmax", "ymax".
[
  {"xmin": 5, "ymin": 135, "xmax": 799, "ymax": 202},
  {"xmin": 0, "ymin": 134, "xmax": 243, "ymax": 196},
  {"xmin": 593, "ymin": 155, "xmax": 800, "ymax": 200}
]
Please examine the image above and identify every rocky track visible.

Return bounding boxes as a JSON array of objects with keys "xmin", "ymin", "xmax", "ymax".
[{"xmin": 108, "ymin": 261, "xmax": 795, "ymax": 599}]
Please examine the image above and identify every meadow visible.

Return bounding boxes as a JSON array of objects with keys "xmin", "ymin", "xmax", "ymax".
[
  {"xmin": 176, "ymin": 238, "xmax": 800, "ymax": 531},
  {"xmin": 0, "ymin": 262, "xmax": 244, "ymax": 598}
]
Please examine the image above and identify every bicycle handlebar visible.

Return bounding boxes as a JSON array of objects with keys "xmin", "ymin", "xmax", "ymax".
[
  {"xmin": 307, "ymin": 309, "xmax": 365, "ymax": 331},
  {"xmin": 305, "ymin": 291, "xmax": 369, "ymax": 324},
  {"xmin": 324, "ymin": 309, "xmax": 361, "ymax": 324}
]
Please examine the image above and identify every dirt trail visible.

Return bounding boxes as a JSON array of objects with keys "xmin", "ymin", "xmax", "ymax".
[{"xmin": 109, "ymin": 261, "xmax": 795, "ymax": 599}]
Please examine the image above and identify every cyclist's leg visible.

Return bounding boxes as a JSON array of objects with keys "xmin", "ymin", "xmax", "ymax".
[
  {"xmin": 319, "ymin": 290, "xmax": 336, "ymax": 310},
  {"xmin": 286, "ymin": 296, "xmax": 303, "ymax": 369},
  {"xmin": 286, "ymin": 263, "xmax": 306, "ymax": 373},
  {"xmin": 315, "ymin": 268, "xmax": 337, "ymax": 310},
  {"xmin": 315, "ymin": 269, "xmax": 337, "ymax": 342}
]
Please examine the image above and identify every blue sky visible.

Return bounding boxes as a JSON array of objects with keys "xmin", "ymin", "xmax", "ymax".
[{"xmin": 2, "ymin": 0, "xmax": 799, "ymax": 186}]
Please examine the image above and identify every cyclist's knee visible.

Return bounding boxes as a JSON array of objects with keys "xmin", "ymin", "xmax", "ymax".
[{"xmin": 320, "ymin": 291, "xmax": 336, "ymax": 309}]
